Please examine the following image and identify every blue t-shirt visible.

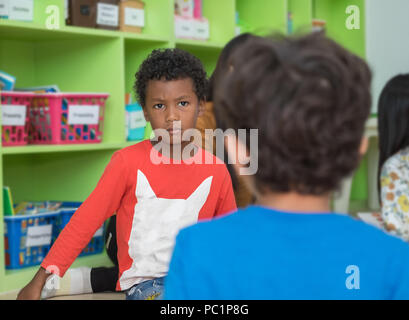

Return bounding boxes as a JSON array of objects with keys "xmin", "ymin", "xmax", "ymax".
[{"xmin": 164, "ymin": 205, "xmax": 409, "ymax": 299}]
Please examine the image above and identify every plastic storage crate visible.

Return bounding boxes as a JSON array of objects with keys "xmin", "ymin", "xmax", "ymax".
[
  {"xmin": 4, "ymin": 211, "xmax": 60, "ymax": 269},
  {"xmin": 28, "ymin": 93, "xmax": 109, "ymax": 145},
  {"xmin": 1, "ymin": 91, "xmax": 34, "ymax": 147},
  {"xmin": 56, "ymin": 202, "xmax": 106, "ymax": 257}
]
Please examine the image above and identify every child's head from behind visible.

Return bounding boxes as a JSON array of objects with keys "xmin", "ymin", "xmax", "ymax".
[
  {"xmin": 378, "ymin": 74, "xmax": 409, "ymax": 189},
  {"xmin": 215, "ymin": 32, "xmax": 372, "ymax": 196},
  {"xmin": 135, "ymin": 48, "xmax": 207, "ymax": 145}
]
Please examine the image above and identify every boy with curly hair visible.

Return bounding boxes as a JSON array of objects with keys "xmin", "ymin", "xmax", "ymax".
[
  {"xmin": 18, "ymin": 48, "xmax": 237, "ymax": 300},
  {"xmin": 164, "ymin": 33, "xmax": 409, "ymax": 299}
]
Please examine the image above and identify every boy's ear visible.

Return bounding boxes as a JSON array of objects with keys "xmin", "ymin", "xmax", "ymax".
[
  {"xmin": 224, "ymin": 133, "xmax": 257, "ymax": 196},
  {"xmin": 359, "ymin": 136, "xmax": 369, "ymax": 156},
  {"xmin": 143, "ymin": 107, "xmax": 150, "ymax": 122},
  {"xmin": 197, "ymin": 99, "xmax": 206, "ymax": 117}
]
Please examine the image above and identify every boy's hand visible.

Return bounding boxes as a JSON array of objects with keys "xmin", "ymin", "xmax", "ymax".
[
  {"xmin": 17, "ymin": 281, "xmax": 42, "ymax": 300},
  {"xmin": 16, "ymin": 267, "xmax": 51, "ymax": 300}
]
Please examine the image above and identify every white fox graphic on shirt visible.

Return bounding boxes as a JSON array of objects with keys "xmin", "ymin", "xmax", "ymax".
[{"xmin": 119, "ymin": 169, "xmax": 212, "ymax": 289}]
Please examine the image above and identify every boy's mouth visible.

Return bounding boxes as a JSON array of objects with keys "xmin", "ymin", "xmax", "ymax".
[
  {"xmin": 166, "ymin": 126, "xmax": 182, "ymax": 135},
  {"xmin": 167, "ymin": 128, "xmax": 182, "ymax": 135}
]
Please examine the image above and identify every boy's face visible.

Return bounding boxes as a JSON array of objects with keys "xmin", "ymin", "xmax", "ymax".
[{"xmin": 143, "ymin": 78, "xmax": 204, "ymax": 146}]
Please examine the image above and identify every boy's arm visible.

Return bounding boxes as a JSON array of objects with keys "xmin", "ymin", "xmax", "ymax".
[
  {"xmin": 380, "ymin": 163, "xmax": 409, "ymax": 240},
  {"xmin": 17, "ymin": 151, "xmax": 128, "ymax": 299}
]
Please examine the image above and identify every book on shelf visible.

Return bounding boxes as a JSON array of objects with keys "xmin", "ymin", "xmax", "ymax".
[
  {"xmin": 0, "ymin": 70, "xmax": 16, "ymax": 91},
  {"xmin": 14, "ymin": 84, "xmax": 61, "ymax": 93},
  {"xmin": 3, "ymin": 186, "xmax": 14, "ymax": 216}
]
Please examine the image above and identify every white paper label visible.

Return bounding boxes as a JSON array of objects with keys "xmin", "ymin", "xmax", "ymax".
[
  {"xmin": 93, "ymin": 226, "xmax": 104, "ymax": 238},
  {"xmin": 175, "ymin": 17, "xmax": 194, "ymax": 38},
  {"xmin": 9, "ymin": 0, "xmax": 33, "ymax": 21},
  {"xmin": 0, "ymin": 0, "xmax": 9, "ymax": 16},
  {"xmin": 2, "ymin": 105, "xmax": 27, "ymax": 126},
  {"xmin": 97, "ymin": 3, "xmax": 119, "ymax": 26},
  {"xmin": 68, "ymin": 105, "xmax": 100, "ymax": 125},
  {"xmin": 124, "ymin": 7, "xmax": 144, "ymax": 27},
  {"xmin": 129, "ymin": 110, "xmax": 146, "ymax": 129},
  {"xmin": 26, "ymin": 224, "xmax": 53, "ymax": 247},
  {"xmin": 194, "ymin": 19, "xmax": 209, "ymax": 40}
]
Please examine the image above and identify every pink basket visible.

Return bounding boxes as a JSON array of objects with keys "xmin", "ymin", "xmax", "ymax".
[
  {"xmin": 28, "ymin": 93, "xmax": 109, "ymax": 145},
  {"xmin": 1, "ymin": 91, "xmax": 34, "ymax": 147}
]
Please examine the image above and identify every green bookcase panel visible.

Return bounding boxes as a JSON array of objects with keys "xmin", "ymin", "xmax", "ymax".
[
  {"xmin": 288, "ymin": 0, "xmax": 313, "ymax": 34},
  {"xmin": 202, "ymin": 0, "xmax": 235, "ymax": 44},
  {"xmin": 314, "ymin": 0, "xmax": 365, "ymax": 58},
  {"xmin": 142, "ymin": 0, "xmax": 174, "ymax": 39},
  {"xmin": 175, "ymin": 44, "xmax": 221, "ymax": 77},
  {"xmin": 124, "ymin": 40, "xmax": 171, "ymax": 102},
  {"xmin": 3, "ymin": 150, "xmax": 116, "ymax": 203},
  {"xmin": 236, "ymin": 0, "xmax": 287, "ymax": 35}
]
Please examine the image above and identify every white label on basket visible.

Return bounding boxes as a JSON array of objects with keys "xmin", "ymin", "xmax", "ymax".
[
  {"xmin": 26, "ymin": 224, "xmax": 52, "ymax": 247},
  {"xmin": 124, "ymin": 7, "xmax": 144, "ymax": 27},
  {"xmin": 129, "ymin": 110, "xmax": 146, "ymax": 129},
  {"xmin": 97, "ymin": 3, "xmax": 119, "ymax": 26},
  {"xmin": 0, "ymin": 0, "xmax": 10, "ymax": 16},
  {"xmin": 175, "ymin": 16, "xmax": 194, "ymax": 38},
  {"xmin": 68, "ymin": 105, "xmax": 100, "ymax": 125},
  {"xmin": 9, "ymin": 0, "xmax": 33, "ymax": 21},
  {"xmin": 93, "ymin": 226, "xmax": 103, "ymax": 238},
  {"xmin": 2, "ymin": 105, "xmax": 26, "ymax": 126}
]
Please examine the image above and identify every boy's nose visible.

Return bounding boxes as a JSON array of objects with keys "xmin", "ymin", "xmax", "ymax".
[{"xmin": 165, "ymin": 105, "xmax": 180, "ymax": 122}]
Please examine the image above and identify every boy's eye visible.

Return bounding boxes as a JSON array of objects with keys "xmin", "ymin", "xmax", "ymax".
[
  {"xmin": 178, "ymin": 101, "xmax": 189, "ymax": 107},
  {"xmin": 153, "ymin": 104, "xmax": 165, "ymax": 109}
]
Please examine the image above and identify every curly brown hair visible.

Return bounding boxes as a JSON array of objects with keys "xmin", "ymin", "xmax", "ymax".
[
  {"xmin": 214, "ymin": 32, "xmax": 372, "ymax": 195},
  {"xmin": 134, "ymin": 48, "xmax": 208, "ymax": 107}
]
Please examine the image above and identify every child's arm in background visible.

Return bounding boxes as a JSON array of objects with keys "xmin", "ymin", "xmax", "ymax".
[
  {"xmin": 380, "ymin": 162, "xmax": 409, "ymax": 241},
  {"xmin": 17, "ymin": 151, "xmax": 129, "ymax": 299}
]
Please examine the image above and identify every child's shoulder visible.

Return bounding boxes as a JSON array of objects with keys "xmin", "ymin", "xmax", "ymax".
[{"xmin": 117, "ymin": 139, "xmax": 151, "ymax": 157}]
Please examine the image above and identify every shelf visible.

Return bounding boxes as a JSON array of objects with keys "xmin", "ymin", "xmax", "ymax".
[
  {"xmin": 0, "ymin": 19, "xmax": 170, "ymax": 44},
  {"xmin": 1, "ymin": 141, "xmax": 142, "ymax": 155},
  {"xmin": 175, "ymin": 39, "xmax": 225, "ymax": 50}
]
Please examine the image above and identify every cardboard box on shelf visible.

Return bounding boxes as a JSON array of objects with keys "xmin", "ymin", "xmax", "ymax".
[
  {"xmin": 67, "ymin": 0, "xmax": 97, "ymax": 28},
  {"xmin": 96, "ymin": 0, "xmax": 119, "ymax": 30},
  {"xmin": 119, "ymin": 0, "xmax": 144, "ymax": 34}
]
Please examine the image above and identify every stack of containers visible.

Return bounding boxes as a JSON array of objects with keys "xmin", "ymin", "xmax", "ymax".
[
  {"xmin": 174, "ymin": 0, "xmax": 209, "ymax": 41},
  {"xmin": 4, "ymin": 202, "xmax": 106, "ymax": 270},
  {"xmin": 1, "ymin": 91, "xmax": 109, "ymax": 147},
  {"xmin": 66, "ymin": 0, "xmax": 145, "ymax": 34}
]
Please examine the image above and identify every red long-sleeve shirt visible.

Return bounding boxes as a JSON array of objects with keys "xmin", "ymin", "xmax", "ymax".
[{"xmin": 41, "ymin": 140, "xmax": 237, "ymax": 290}]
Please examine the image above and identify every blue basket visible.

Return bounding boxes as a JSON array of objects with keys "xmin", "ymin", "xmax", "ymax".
[
  {"xmin": 3, "ymin": 202, "xmax": 106, "ymax": 269},
  {"xmin": 4, "ymin": 211, "xmax": 60, "ymax": 269},
  {"xmin": 56, "ymin": 202, "xmax": 106, "ymax": 257}
]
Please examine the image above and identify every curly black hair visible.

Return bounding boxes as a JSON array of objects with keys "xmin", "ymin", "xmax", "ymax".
[
  {"xmin": 134, "ymin": 48, "xmax": 208, "ymax": 107},
  {"xmin": 214, "ymin": 32, "xmax": 372, "ymax": 195}
]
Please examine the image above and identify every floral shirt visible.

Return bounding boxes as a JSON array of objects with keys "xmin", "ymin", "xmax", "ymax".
[{"xmin": 380, "ymin": 146, "xmax": 409, "ymax": 241}]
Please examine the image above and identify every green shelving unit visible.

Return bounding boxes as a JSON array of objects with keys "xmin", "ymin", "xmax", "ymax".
[{"xmin": 0, "ymin": 0, "xmax": 367, "ymax": 294}]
